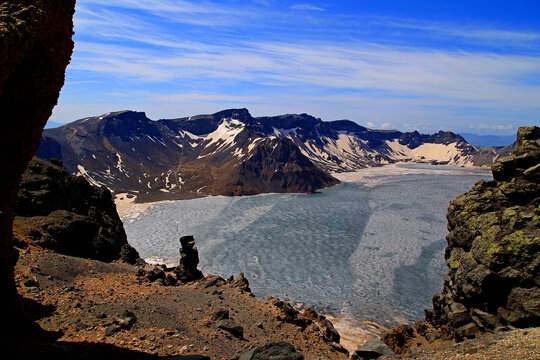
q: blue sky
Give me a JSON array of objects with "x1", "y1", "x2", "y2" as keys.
[{"x1": 50, "y1": 0, "x2": 540, "y2": 135}]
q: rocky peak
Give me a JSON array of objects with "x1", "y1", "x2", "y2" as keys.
[
  {"x1": 80, "y1": 111, "x2": 160, "y2": 139},
  {"x1": 214, "y1": 108, "x2": 252, "y2": 123},
  {"x1": 399, "y1": 130, "x2": 469, "y2": 150},
  {"x1": 492, "y1": 126, "x2": 540, "y2": 183},
  {"x1": 232, "y1": 137, "x2": 339, "y2": 195}
]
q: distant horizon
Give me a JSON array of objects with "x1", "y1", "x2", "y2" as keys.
[{"x1": 50, "y1": 1, "x2": 540, "y2": 136}]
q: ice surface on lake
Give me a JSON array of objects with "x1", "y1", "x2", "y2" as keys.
[{"x1": 123, "y1": 164, "x2": 490, "y2": 325}]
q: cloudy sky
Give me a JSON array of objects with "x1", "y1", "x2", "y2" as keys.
[{"x1": 50, "y1": 0, "x2": 540, "y2": 135}]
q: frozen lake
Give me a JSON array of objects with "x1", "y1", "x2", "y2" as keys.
[{"x1": 123, "y1": 164, "x2": 490, "y2": 326}]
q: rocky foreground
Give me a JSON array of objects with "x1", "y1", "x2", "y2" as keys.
[
  {"x1": 11, "y1": 247, "x2": 540, "y2": 360},
  {"x1": 11, "y1": 248, "x2": 348, "y2": 360}
]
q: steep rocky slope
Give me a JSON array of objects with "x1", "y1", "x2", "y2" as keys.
[
  {"x1": 428, "y1": 126, "x2": 539, "y2": 338},
  {"x1": 36, "y1": 109, "x2": 507, "y2": 200},
  {"x1": 0, "y1": 0, "x2": 75, "y2": 332},
  {"x1": 14, "y1": 157, "x2": 140, "y2": 264},
  {"x1": 382, "y1": 126, "x2": 539, "y2": 355}
]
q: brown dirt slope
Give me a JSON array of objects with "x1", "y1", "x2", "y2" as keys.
[{"x1": 12, "y1": 249, "x2": 349, "y2": 360}]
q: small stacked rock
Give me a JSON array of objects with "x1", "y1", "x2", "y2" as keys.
[
  {"x1": 139, "y1": 235, "x2": 204, "y2": 285},
  {"x1": 174, "y1": 235, "x2": 204, "y2": 282}
]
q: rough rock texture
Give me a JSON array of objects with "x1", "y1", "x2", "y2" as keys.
[
  {"x1": 351, "y1": 338, "x2": 395, "y2": 359},
  {"x1": 427, "y1": 126, "x2": 540, "y2": 339},
  {"x1": 0, "y1": 0, "x2": 75, "y2": 330},
  {"x1": 174, "y1": 235, "x2": 204, "y2": 282},
  {"x1": 222, "y1": 137, "x2": 340, "y2": 195},
  {"x1": 14, "y1": 157, "x2": 140, "y2": 263},
  {"x1": 238, "y1": 341, "x2": 304, "y2": 360},
  {"x1": 382, "y1": 324, "x2": 416, "y2": 355}
]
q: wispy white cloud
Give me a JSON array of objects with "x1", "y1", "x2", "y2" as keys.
[
  {"x1": 375, "y1": 17, "x2": 540, "y2": 46},
  {"x1": 52, "y1": 0, "x2": 540, "y2": 134},
  {"x1": 469, "y1": 123, "x2": 515, "y2": 131},
  {"x1": 291, "y1": 4, "x2": 325, "y2": 11},
  {"x1": 71, "y1": 36, "x2": 540, "y2": 109},
  {"x1": 77, "y1": 0, "x2": 255, "y2": 27}
]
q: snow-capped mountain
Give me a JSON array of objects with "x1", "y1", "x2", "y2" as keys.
[{"x1": 36, "y1": 108, "x2": 509, "y2": 200}]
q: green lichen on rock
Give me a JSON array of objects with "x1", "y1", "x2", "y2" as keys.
[
  {"x1": 429, "y1": 126, "x2": 539, "y2": 338},
  {"x1": 447, "y1": 248, "x2": 464, "y2": 270}
]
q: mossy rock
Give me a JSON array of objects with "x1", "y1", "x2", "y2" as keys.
[
  {"x1": 492, "y1": 156, "x2": 515, "y2": 182},
  {"x1": 523, "y1": 163, "x2": 540, "y2": 181},
  {"x1": 501, "y1": 231, "x2": 540, "y2": 269},
  {"x1": 471, "y1": 232, "x2": 506, "y2": 270},
  {"x1": 447, "y1": 248, "x2": 466, "y2": 270},
  {"x1": 514, "y1": 126, "x2": 540, "y2": 157}
]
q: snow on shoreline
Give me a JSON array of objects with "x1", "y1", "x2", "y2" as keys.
[
  {"x1": 114, "y1": 193, "x2": 155, "y2": 219},
  {"x1": 332, "y1": 162, "x2": 490, "y2": 184},
  {"x1": 115, "y1": 163, "x2": 491, "y2": 218}
]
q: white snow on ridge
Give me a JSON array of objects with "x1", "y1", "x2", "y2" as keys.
[
  {"x1": 200, "y1": 118, "x2": 245, "y2": 153},
  {"x1": 248, "y1": 138, "x2": 263, "y2": 152},
  {"x1": 273, "y1": 127, "x2": 298, "y2": 137},
  {"x1": 297, "y1": 134, "x2": 374, "y2": 172},
  {"x1": 76, "y1": 165, "x2": 104, "y2": 187},
  {"x1": 291, "y1": 134, "x2": 477, "y2": 172},
  {"x1": 384, "y1": 140, "x2": 474, "y2": 166},
  {"x1": 115, "y1": 153, "x2": 125, "y2": 173}
]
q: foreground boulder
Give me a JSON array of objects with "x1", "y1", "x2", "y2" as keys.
[
  {"x1": 15, "y1": 157, "x2": 140, "y2": 264},
  {"x1": 238, "y1": 341, "x2": 304, "y2": 360},
  {"x1": 351, "y1": 338, "x2": 395, "y2": 359},
  {"x1": 425, "y1": 126, "x2": 539, "y2": 339}
]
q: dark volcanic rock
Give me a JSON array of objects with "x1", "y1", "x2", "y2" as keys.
[
  {"x1": 211, "y1": 308, "x2": 230, "y2": 321},
  {"x1": 427, "y1": 126, "x2": 540, "y2": 338},
  {"x1": 270, "y1": 298, "x2": 308, "y2": 329},
  {"x1": 382, "y1": 324, "x2": 415, "y2": 355},
  {"x1": 138, "y1": 236, "x2": 206, "y2": 286},
  {"x1": 15, "y1": 157, "x2": 140, "y2": 264},
  {"x1": 352, "y1": 338, "x2": 395, "y2": 359},
  {"x1": 0, "y1": 0, "x2": 75, "y2": 331},
  {"x1": 238, "y1": 341, "x2": 304, "y2": 360},
  {"x1": 230, "y1": 272, "x2": 251, "y2": 292},
  {"x1": 174, "y1": 235, "x2": 204, "y2": 282},
  {"x1": 225, "y1": 137, "x2": 340, "y2": 195},
  {"x1": 215, "y1": 319, "x2": 244, "y2": 338}
]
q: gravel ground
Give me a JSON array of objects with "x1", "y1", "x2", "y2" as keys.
[
  {"x1": 11, "y1": 248, "x2": 539, "y2": 360},
  {"x1": 12, "y1": 249, "x2": 348, "y2": 360},
  {"x1": 381, "y1": 327, "x2": 540, "y2": 360}
]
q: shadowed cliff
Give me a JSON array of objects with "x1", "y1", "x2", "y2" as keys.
[{"x1": 0, "y1": 0, "x2": 75, "y2": 331}]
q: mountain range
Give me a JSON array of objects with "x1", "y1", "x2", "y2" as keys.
[{"x1": 36, "y1": 109, "x2": 511, "y2": 200}]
